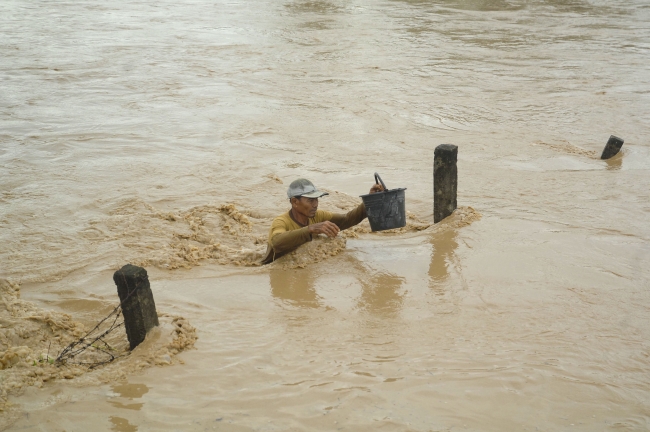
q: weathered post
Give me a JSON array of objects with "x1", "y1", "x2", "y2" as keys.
[
  {"x1": 113, "y1": 264, "x2": 159, "y2": 350},
  {"x1": 434, "y1": 144, "x2": 458, "y2": 223},
  {"x1": 600, "y1": 135, "x2": 624, "y2": 160}
]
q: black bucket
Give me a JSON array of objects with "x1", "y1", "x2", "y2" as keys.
[{"x1": 360, "y1": 173, "x2": 407, "y2": 232}]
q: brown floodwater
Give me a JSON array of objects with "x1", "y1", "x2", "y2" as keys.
[{"x1": 1, "y1": 0, "x2": 650, "y2": 430}]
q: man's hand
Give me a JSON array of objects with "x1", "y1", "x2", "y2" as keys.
[
  {"x1": 308, "y1": 221, "x2": 340, "y2": 238},
  {"x1": 369, "y1": 183, "x2": 385, "y2": 194}
]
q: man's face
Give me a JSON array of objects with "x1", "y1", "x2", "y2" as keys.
[{"x1": 292, "y1": 196, "x2": 319, "y2": 218}]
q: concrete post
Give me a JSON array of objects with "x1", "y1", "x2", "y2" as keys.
[
  {"x1": 113, "y1": 264, "x2": 159, "y2": 350},
  {"x1": 600, "y1": 135, "x2": 624, "y2": 160},
  {"x1": 434, "y1": 144, "x2": 458, "y2": 223}
]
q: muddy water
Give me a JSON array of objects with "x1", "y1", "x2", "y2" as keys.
[{"x1": 1, "y1": 0, "x2": 650, "y2": 430}]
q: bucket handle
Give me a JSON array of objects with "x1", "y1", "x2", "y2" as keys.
[{"x1": 374, "y1": 172, "x2": 388, "y2": 192}]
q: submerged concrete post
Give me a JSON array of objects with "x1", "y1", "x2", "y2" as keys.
[
  {"x1": 113, "y1": 264, "x2": 159, "y2": 350},
  {"x1": 600, "y1": 135, "x2": 624, "y2": 160},
  {"x1": 434, "y1": 144, "x2": 458, "y2": 223}
]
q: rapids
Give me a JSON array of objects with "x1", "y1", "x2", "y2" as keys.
[{"x1": 1, "y1": 0, "x2": 649, "y2": 430}]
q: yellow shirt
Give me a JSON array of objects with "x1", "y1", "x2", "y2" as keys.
[{"x1": 261, "y1": 203, "x2": 367, "y2": 264}]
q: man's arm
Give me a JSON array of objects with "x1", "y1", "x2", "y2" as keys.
[
  {"x1": 329, "y1": 203, "x2": 367, "y2": 231},
  {"x1": 319, "y1": 184, "x2": 382, "y2": 232},
  {"x1": 269, "y1": 223, "x2": 312, "y2": 256}
]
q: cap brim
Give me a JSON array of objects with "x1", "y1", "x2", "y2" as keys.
[{"x1": 300, "y1": 191, "x2": 329, "y2": 198}]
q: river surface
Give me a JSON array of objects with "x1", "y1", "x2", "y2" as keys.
[{"x1": 1, "y1": 0, "x2": 650, "y2": 430}]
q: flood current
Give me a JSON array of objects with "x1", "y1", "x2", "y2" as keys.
[{"x1": 1, "y1": 0, "x2": 650, "y2": 430}]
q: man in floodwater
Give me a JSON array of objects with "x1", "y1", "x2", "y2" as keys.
[{"x1": 261, "y1": 178, "x2": 384, "y2": 264}]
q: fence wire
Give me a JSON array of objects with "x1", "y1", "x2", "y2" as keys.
[{"x1": 55, "y1": 269, "x2": 141, "y2": 368}]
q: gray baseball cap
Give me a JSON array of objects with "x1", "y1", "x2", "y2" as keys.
[{"x1": 287, "y1": 178, "x2": 329, "y2": 199}]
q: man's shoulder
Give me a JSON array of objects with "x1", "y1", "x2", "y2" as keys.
[
  {"x1": 313, "y1": 209, "x2": 334, "y2": 222},
  {"x1": 272, "y1": 211, "x2": 293, "y2": 226}
]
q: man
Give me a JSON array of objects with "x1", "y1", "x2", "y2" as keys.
[{"x1": 261, "y1": 178, "x2": 384, "y2": 264}]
